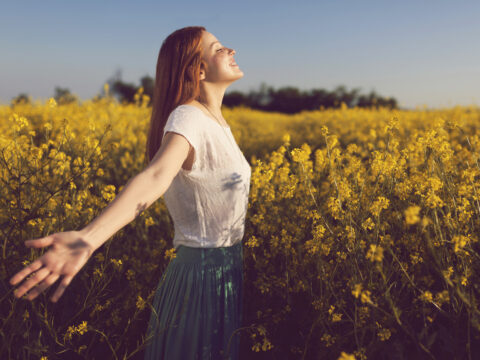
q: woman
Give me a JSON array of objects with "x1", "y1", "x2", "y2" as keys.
[{"x1": 9, "y1": 26, "x2": 251, "y2": 359}]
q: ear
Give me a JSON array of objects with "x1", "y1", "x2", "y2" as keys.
[{"x1": 199, "y1": 60, "x2": 207, "y2": 81}]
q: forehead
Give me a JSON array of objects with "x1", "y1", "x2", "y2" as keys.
[{"x1": 202, "y1": 31, "x2": 219, "y2": 47}]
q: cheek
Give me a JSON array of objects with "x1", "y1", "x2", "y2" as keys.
[
  {"x1": 213, "y1": 56, "x2": 225, "y2": 67},
  {"x1": 211, "y1": 58, "x2": 228, "y2": 74},
  {"x1": 207, "y1": 55, "x2": 230, "y2": 77}
]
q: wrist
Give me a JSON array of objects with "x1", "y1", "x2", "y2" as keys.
[{"x1": 78, "y1": 226, "x2": 102, "y2": 253}]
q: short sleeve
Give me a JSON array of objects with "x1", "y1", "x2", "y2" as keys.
[{"x1": 162, "y1": 106, "x2": 203, "y2": 171}]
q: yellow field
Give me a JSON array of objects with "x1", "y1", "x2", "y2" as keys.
[{"x1": 1, "y1": 89, "x2": 479, "y2": 359}]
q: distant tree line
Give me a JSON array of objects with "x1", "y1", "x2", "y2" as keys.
[
  {"x1": 222, "y1": 83, "x2": 398, "y2": 112},
  {"x1": 11, "y1": 70, "x2": 398, "y2": 112}
]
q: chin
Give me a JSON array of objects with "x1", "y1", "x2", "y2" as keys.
[{"x1": 233, "y1": 71, "x2": 244, "y2": 80}]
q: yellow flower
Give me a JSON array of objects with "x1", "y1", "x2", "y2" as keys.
[
  {"x1": 164, "y1": 248, "x2": 177, "y2": 261},
  {"x1": 64, "y1": 320, "x2": 88, "y2": 342},
  {"x1": 442, "y1": 266, "x2": 453, "y2": 280},
  {"x1": 290, "y1": 144, "x2": 311, "y2": 163},
  {"x1": 338, "y1": 351, "x2": 356, "y2": 360},
  {"x1": 136, "y1": 295, "x2": 146, "y2": 310},
  {"x1": 11, "y1": 113, "x2": 30, "y2": 132},
  {"x1": 384, "y1": 114, "x2": 399, "y2": 134},
  {"x1": 331, "y1": 312, "x2": 343, "y2": 322},
  {"x1": 93, "y1": 267, "x2": 103, "y2": 278},
  {"x1": 246, "y1": 235, "x2": 260, "y2": 248},
  {"x1": 327, "y1": 196, "x2": 344, "y2": 220},
  {"x1": 353, "y1": 347, "x2": 367, "y2": 360},
  {"x1": 377, "y1": 327, "x2": 391, "y2": 341},
  {"x1": 366, "y1": 244, "x2": 384, "y2": 263},
  {"x1": 126, "y1": 269, "x2": 135, "y2": 281},
  {"x1": 89, "y1": 119, "x2": 96, "y2": 132},
  {"x1": 404, "y1": 205, "x2": 421, "y2": 225},
  {"x1": 328, "y1": 305, "x2": 335, "y2": 315},
  {"x1": 362, "y1": 217, "x2": 375, "y2": 231},
  {"x1": 321, "y1": 125, "x2": 329, "y2": 137},
  {"x1": 369, "y1": 196, "x2": 390, "y2": 218},
  {"x1": 101, "y1": 184, "x2": 116, "y2": 202},
  {"x1": 145, "y1": 216, "x2": 155, "y2": 227},
  {"x1": 47, "y1": 98, "x2": 57, "y2": 108},
  {"x1": 425, "y1": 192, "x2": 444, "y2": 209},
  {"x1": 110, "y1": 258, "x2": 123, "y2": 269},
  {"x1": 358, "y1": 239, "x2": 366, "y2": 250},
  {"x1": 419, "y1": 291, "x2": 433, "y2": 303},
  {"x1": 360, "y1": 290, "x2": 372, "y2": 304},
  {"x1": 352, "y1": 283, "x2": 362, "y2": 298},
  {"x1": 453, "y1": 235, "x2": 469, "y2": 253},
  {"x1": 435, "y1": 290, "x2": 450, "y2": 306},
  {"x1": 321, "y1": 333, "x2": 335, "y2": 347},
  {"x1": 409, "y1": 252, "x2": 423, "y2": 265},
  {"x1": 77, "y1": 321, "x2": 88, "y2": 335}
]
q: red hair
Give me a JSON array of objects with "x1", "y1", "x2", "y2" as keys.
[{"x1": 144, "y1": 26, "x2": 206, "y2": 166}]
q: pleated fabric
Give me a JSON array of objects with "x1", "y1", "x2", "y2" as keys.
[{"x1": 144, "y1": 241, "x2": 244, "y2": 360}]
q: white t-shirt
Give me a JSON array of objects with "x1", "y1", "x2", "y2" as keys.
[{"x1": 161, "y1": 104, "x2": 252, "y2": 249}]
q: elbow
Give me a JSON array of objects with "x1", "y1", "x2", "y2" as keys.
[{"x1": 143, "y1": 165, "x2": 176, "y2": 198}]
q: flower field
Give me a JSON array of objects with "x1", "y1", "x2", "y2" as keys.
[{"x1": 1, "y1": 89, "x2": 480, "y2": 359}]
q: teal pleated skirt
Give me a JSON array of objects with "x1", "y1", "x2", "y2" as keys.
[{"x1": 144, "y1": 240, "x2": 244, "y2": 360}]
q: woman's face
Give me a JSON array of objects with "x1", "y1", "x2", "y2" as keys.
[{"x1": 199, "y1": 31, "x2": 243, "y2": 84}]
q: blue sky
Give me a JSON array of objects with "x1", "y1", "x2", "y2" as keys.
[{"x1": 1, "y1": 0, "x2": 479, "y2": 109}]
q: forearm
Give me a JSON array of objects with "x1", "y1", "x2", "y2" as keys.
[{"x1": 80, "y1": 169, "x2": 170, "y2": 251}]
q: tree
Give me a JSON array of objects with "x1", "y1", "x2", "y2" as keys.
[
  {"x1": 223, "y1": 90, "x2": 247, "y2": 108},
  {"x1": 11, "y1": 93, "x2": 31, "y2": 105},
  {"x1": 53, "y1": 87, "x2": 78, "y2": 105},
  {"x1": 139, "y1": 75, "x2": 154, "y2": 106}
]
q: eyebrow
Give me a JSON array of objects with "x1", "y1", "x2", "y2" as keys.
[{"x1": 209, "y1": 41, "x2": 220, "y2": 49}]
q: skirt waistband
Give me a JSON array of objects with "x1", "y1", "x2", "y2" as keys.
[{"x1": 173, "y1": 240, "x2": 243, "y2": 266}]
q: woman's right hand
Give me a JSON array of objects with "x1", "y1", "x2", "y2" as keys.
[{"x1": 9, "y1": 230, "x2": 96, "y2": 303}]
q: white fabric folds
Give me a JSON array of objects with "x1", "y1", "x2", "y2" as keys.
[{"x1": 161, "y1": 104, "x2": 251, "y2": 249}]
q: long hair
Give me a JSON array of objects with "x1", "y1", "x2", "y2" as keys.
[{"x1": 144, "y1": 26, "x2": 206, "y2": 167}]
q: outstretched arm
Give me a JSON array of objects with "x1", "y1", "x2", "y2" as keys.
[
  {"x1": 80, "y1": 130, "x2": 192, "y2": 250},
  {"x1": 9, "y1": 131, "x2": 193, "y2": 302}
]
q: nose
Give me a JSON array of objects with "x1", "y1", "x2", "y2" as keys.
[{"x1": 228, "y1": 47, "x2": 236, "y2": 55}]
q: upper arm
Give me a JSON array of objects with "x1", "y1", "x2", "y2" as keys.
[
  {"x1": 144, "y1": 131, "x2": 193, "y2": 184},
  {"x1": 143, "y1": 106, "x2": 201, "y2": 184}
]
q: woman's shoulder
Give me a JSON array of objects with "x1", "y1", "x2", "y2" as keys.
[
  {"x1": 181, "y1": 101, "x2": 203, "y2": 111},
  {"x1": 172, "y1": 103, "x2": 202, "y2": 114},
  {"x1": 168, "y1": 104, "x2": 204, "y2": 124}
]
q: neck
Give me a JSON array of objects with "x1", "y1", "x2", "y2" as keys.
[{"x1": 195, "y1": 82, "x2": 228, "y2": 114}]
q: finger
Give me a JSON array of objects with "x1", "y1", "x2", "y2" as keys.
[
  {"x1": 26, "y1": 273, "x2": 60, "y2": 301},
  {"x1": 25, "y1": 235, "x2": 54, "y2": 248},
  {"x1": 9, "y1": 260, "x2": 44, "y2": 286},
  {"x1": 51, "y1": 275, "x2": 74, "y2": 303},
  {"x1": 14, "y1": 267, "x2": 50, "y2": 299}
]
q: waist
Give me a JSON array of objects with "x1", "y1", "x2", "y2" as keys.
[{"x1": 172, "y1": 240, "x2": 243, "y2": 266}]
